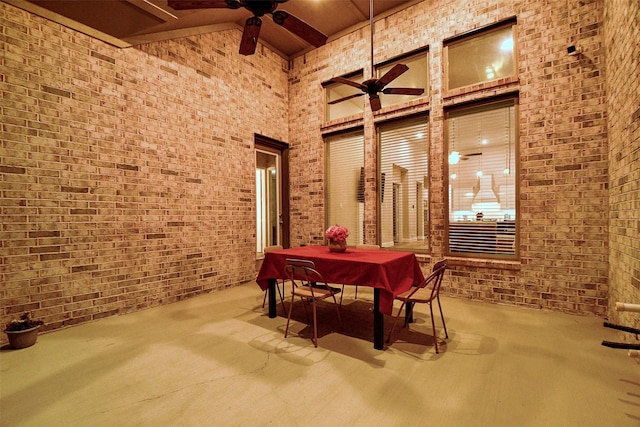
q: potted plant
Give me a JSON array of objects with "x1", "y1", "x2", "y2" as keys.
[
  {"x1": 4, "y1": 313, "x2": 44, "y2": 349},
  {"x1": 325, "y1": 224, "x2": 349, "y2": 253}
]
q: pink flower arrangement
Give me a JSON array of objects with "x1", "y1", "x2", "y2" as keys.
[{"x1": 325, "y1": 225, "x2": 349, "y2": 243}]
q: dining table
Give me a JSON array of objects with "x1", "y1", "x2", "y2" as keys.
[{"x1": 256, "y1": 245, "x2": 425, "y2": 350}]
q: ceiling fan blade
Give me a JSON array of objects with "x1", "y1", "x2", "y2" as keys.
[
  {"x1": 382, "y1": 87, "x2": 425, "y2": 96},
  {"x1": 271, "y1": 10, "x2": 328, "y2": 48},
  {"x1": 369, "y1": 94, "x2": 381, "y2": 112},
  {"x1": 331, "y1": 76, "x2": 366, "y2": 91},
  {"x1": 239, "y1": 16, "x2": 262, "y2": 55},
  {"x1": 376, "y1": 64, "x2": 409, "y2": 89},
  {"x1": 167, "y1": 0, "x2": 238, "y2": 10},
  {"x1": 328, "y1": 93, "x2": 364, "y2": 105}
]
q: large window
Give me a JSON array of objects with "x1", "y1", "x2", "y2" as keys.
[
  {"x1": 324, "y1": 71, "x2": 364, "y2": 122},
  {"x1": 325, "y1": 131, "x2": 364, "y2": 245},
  {"x1": 376, "y1": 50, "x2": 429, "y2": 110},
  {"x1": 444, "y1": 20, "x2": 517, "y2": 91},
  {"x1": 379, "y1": 116, "x2": 429, "y2": 251},
  {"x1": 446, "y1": 99, "x2": 518, "y2": 257}
]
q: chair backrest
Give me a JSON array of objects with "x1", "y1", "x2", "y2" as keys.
[
  {"x1": 356, "y1": 244, "x2": 380, "y2": 250},
  {"x1": 284, "y1": 258, "x2": 326, "y2": 291},
  {"x1": 416, "y1": 259, "x2": 447, "y2": 300},
  {"x1": 264, "y1": 245, "x2": 283, "y2": 253}
]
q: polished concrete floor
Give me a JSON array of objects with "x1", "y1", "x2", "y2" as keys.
[{"x1": 1, "y1": 281, "x2": 639, "y2": 426}]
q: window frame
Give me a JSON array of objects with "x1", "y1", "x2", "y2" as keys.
[
  {"x1": 324, "y1": 129, "x2": 366, "y2": 246},
  {"x1": 323, "y1": 70, "x2": 365, "y2": 122},
  {"x1": 444, "y1": 96, "x2": 520, "y2": 259},
  {"x1": 376, "y1": 114, "x2": 430, "y2": 253},
  {"x1": 375, "y1": 47, "x2": 429, "y2": 110},
  {"x1": 443, "y1": 18, "x2": 518, "y2": 95}
]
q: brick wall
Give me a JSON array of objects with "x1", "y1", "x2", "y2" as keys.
[
  {"x1": 2, "y1": 0, "x2": 632, "y2": 344},
  {"x1": 1, "y1": 2, "x2": 288, "y2": 342},
  {"x1": 288, "y1": 0, "x2": 610, "y2": 314},
  {"x1": 604, "y1": 0, "x2": 640, "y2": 334}
]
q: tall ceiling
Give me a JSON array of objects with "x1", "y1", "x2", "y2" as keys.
[{"x1": 7, "y1": 0, "x2": 422, "y2": 58}]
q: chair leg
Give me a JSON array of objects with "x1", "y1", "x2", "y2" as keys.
[
  {"x1": 404, "y1": 301, "x2": 416, "y2": 328},
  {"x1": 262, "y1": 281, "x2": 285, "y2": 310},
  {"x1": 437, "y1": 296, "x2": 448, "y2": 338},
  {"x1": 277, "y1": 283, "x2": 286, "y2": 313},
  {"x1": 430, "y1": 303, "x2": 439, "y2": 354},
  {"x1": 354, "y1": 286, "x2": 358, "y2": 299},
  {"x1": 386, "y1": 301, "x2": 407, "y2": 343},
  {"x1": 311, "y1": 300, "x2": 318, "y2": 347},
  {"x1": 284, "y1": 295, "x2": 297, "y2": 339},
  {"x1": 332, "y1": 294, "x2": 344, "y2": 330}
]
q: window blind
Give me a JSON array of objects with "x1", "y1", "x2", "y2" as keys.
[
  {"x1": 447, "y1": 100, "x2": 517, "y2": 256},
  {"x1": 326, "y1": 131, "x2": 364, "y2": 245},
  {"x1": 379, "y1": 116, "x2": 429, "y2": 250}
]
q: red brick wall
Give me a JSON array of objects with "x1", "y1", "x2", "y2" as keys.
[
  {"x1": 604, "y1": 0, "x2": 640, "y2": 333},
  {"x1": 1, "y1": 3, "x2": 288, "y2": 340},
  {"x1": 288, "y1": 0, "x2": 610, "y2": 314}
]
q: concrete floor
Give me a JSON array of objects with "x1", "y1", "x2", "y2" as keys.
[{"x1": 1, "y1": 282, "x2": 639, "y2": 426}]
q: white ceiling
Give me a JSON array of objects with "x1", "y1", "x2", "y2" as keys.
[{"x1": 8, "y1": 0, "x2": 423, "y2": 58}]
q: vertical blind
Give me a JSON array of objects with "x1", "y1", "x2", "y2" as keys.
[
  {"x1": 325, "y1": 131, "x2": 364, "y2": 245},
  {"x1": 379, "y1": 116, "x2": 429, "y2": 250}
]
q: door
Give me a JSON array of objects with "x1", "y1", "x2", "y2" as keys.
[{"x1": 255, "y1": 135, "x2": 289, "y2": 254}]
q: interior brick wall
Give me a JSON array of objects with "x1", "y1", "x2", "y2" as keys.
[
  {"x1": 1, "y1": 2, "x2": 288, "y2": 341},
  {"x1": 604, "y1": 0, "x2": 640, "y2": 334},
  {"x1": 287, "y1": 0, "x2": 611, "y2": 314}
]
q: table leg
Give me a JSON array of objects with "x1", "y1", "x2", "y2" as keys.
[
  {"x1": 268, "y1": 278, "x2": 277, "y2": 318},
  {"x1": 373, "y1": 289, "x2": 384, "y2": 350}
]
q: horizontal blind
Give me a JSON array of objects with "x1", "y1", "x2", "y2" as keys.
[
  {"x1": 326, "y1": 131, "x2": 364, "y2": 245},
  {"x1": 447, "y1": 100, "x2": 516, "y2": 256},
  {"x1": 379, "y1": 116, "x2": 429, "y2": 250}
]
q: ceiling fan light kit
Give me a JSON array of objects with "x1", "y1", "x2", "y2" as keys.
[{"x1": 168, "y1": 0, "x2": 328, "y2": 55}]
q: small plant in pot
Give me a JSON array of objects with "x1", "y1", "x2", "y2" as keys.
[{"x1": 4, "y1": 313, "x2": 44, "y2": 349}]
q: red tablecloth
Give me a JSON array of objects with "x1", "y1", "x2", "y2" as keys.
[{"x1": 256, "y1": 245, "x2": 425, "y2": 315}]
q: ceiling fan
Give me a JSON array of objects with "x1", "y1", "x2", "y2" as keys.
[
  {"x1": 327, "y1": 0, "x2": 424, "y2": 112},
  {"x1": 448, "y1": 151, "x2": 481, "y2": 164},
  {"x1": 461, "y1": 152, "x2": 482, "y2": 160},
  {"x1": 167, "y1": 1, "x2": 328, "y2": 56}
]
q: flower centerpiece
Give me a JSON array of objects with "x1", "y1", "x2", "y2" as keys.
[
  {"x1": 4, "y1": 313, "x2": 44, "y2": 349},
  {"x1": 325, "y1": 224, "x2": 349, "y2": 253}
]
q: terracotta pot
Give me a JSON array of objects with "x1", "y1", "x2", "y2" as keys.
[
  {"x1": 328, "y1": 239, "x2": 347, "y2": 253},
  {"x1": 5, "y1": 326, "x2": 40, "y2": 349}
]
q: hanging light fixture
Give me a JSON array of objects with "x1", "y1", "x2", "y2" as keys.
[
  {"x1": 448, "y1": 151, "x2": 460, "y2": 164},
  {"x1": 448, "y1": 119, "x2": 459, "y2": 164}
]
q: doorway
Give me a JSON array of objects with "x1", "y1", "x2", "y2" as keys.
[{"x1": 255, "y1": 135, "x2": 289, "y2": 255}]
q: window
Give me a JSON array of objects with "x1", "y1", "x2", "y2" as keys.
[
  {"x1": 324, "y1": 71, "x2": 364, "y2": 122},
  {"x1": 446, "y1": 98, "x2": 518, "y2": 257},
  {"x1": 379, "y1": 116, "x2": 429, "y2": 251},
  {"x1": 376, "y1": 50, "x2": 429, "y2": 109},
  {"x1": 444, "y1": 21, "x2": 516, "y2": 91},
  {"x1": 325, "y1": 131, "x2": 364, "y2": 245}
]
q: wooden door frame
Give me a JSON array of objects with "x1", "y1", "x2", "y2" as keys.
[{"x1": 255, "y1": 134, "x2": 290, "y2": 249}]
